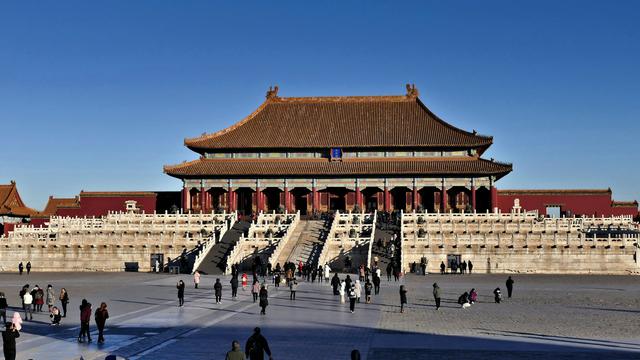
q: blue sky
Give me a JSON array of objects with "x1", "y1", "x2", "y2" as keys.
[{"x1": 1, "y1": 1, "x2": 638, "y2": 209}]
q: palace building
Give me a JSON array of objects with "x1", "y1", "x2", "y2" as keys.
[{"x1": 163, "y1": 85, "x2": 513, "y2": 216}]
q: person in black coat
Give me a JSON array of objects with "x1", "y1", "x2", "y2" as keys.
[
  {"x1": 468, "y1": 260, "x2": 473, "y2": 274},
  {"x1": 331, "y1": 273, "x2": 340, "y2": 295},
  {"x1": 506, "y1": 276, "x2": 514, "y2": 298},
  {"x1": 2, "y1": 322, "x2": 20, "y2": 360},
  {"x1": 258, "y1": 286, "x2": 268, "y2": 315},
  {"x1": 245, "y1": 327, "x2": 272, "y2": 360},
  {"x1": 399, "y1": 285, "x2": 408, "y2": 313},
  {"x1": 372, "y1": 274, "x2": 381, "y2": 295},
  {"x1": 344, "y1": 275, "x2": 352, "y2": 292},
  {"x1": 386, "y1": 263, "x2": 393, "y2": 281},
  {"x1": 230, "y1": 276, "x2": 239, "y2": 298},
  {"x1": 214, "y1": 278, "x2": 223, "y2": 304},
  {"x1": 176, "y1": 280, "x2": 185, "y2": 307}
]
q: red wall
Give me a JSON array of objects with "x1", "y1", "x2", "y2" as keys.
[
  {"x1": 56, "y1": 195, "x2": 157, "y2": 217},
  {"x1": 498, "y1": 191, "x2": 638, "y2": 217}
]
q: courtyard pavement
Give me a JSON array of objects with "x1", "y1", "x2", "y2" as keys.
[{"x1": 1, "y1": 271, "x2": 639, "y2": 359}]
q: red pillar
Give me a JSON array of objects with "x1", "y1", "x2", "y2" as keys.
[
  {"x1": 412, "y1": 186, "x2": 418, "y2": 210},
  {"x1": 200, "y1": 187, "x2": 206, "y2": 212},
  {"x1": 181, "y1": 188, "x2": 188, "y2": 212},
  {"x1": 383, "y1": 187, "x2": 390, "y2": 211},
  {"x1": 441, "y1": 186, "x2": 448, "y2": 212},
  {"x1": 471, "y1": 186, "x2": 477, "y2": 212},
  {"x1": 355, "y1": 186, "x2": 362, "y2": 210},
  {"x1": 256, "y1": 187, "x2": 262, "y2": 213},
  {"x1": 284, "y1": 186, "x2": 290, "y2": 213},
  {"x1": 312, "y1": 187, "x2": 318, "y2": 212},
  {"x1": 490, "y1": 186, "x2": 498, "y2": 212},
  {"x1": 227, "y1": 188, "x2": 234, "y2": 212}
]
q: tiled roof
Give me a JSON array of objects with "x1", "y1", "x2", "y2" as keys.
[
  {"x1": 611, "y1": 201, "x2": 638, "y2": 207},
  {"x1": 498, "y1": 189, "x2": 612, "y2": 196},
  {"x1": 0, "y1": 181, "x2": 39, "y2": 217},
  {"x1": 164, "y1": 157, "x2": 512, "y2": 179},
  {"x1": 41, "y1": 196, "x2": 80, "y2": 216},
  {"x1": 184, "y1": 91, "x2": 493, "y2": 151},
  {"x1": 79, "y1": 191, "x2": 156, "y2": 197}
]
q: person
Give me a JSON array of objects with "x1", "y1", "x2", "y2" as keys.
[
  {"x1": 324, "y1": 263, "x2": 331, "y2": 282},
  {"x1": 230, "y1": 276, "x2": 239, "y2": 298},
  {"x1": 258, "y1": 285, "x2": 268, "y2": 315},
  {"x1": 494, "y1": 287, "x2": 502, "y2": 303},
  {"x1": 245, "y1": 327, "x2": 273, "y2": 360},
  {"x1": 506, "y1": 276, "x2": 514, "y2": 298},
  {"x1": 0, "y1": 293, "x2": 7, "y2": 324},
  {"x1": 386, "y1": 262, "x2": 392, "y2": 281},
  {"x1": 78, "y1": 299, "x2": 92, "y2": 343},
  {"x1": 59, "y1": 288, "x2": 69, "y2": 317},
  {"x1": 468, "y1": 260, "x2": 473, "y2": 274},
  {"x1": 348, "y1": 284, "x2": 357, "y2": 313},
  {"x1": 177, "y1": 280, "x2": 185, "y2": 307},
  {"x1": 193, "y1": 270, "x2": 201, "y2": 289},
  {"x1": 18, "y1": 263, "x2": 23, "y2": 276},
  {"x1": 289, "y1": 279, "x2": 298, "y2": 300},
  {"x1": 35, "y1": 285, "x2": 45, "y2": 312},
  {"x1": 50, "y1": 306, "x2": 62, "y2": 326},
  {"x1": 432, "y1": 283, "x2": 441, "y2": 310},
  {"x1": 19, "y1": 285, "x2": 28, "y2": 310},
  {"x1": 274, "y1": 273, "x2": 281, "y2": 288},
  {"x1": 458, "y1": 292, "x2": 470, "y2": 309},
  {"x1": 331, "y1": 273, "x2": 340, "y2": 295},
  {"x1": 2, "y1": 322, "x2": 20, "y2": 360},
  {"x1": 364, "y1": 280, "x2": 373, "y2": 304},
  {"x1": 251, "y1": 280, "x2": 260, "y2": 303},
  {"x1": 242, "y1": 273, "x2": 248, "y2": 290},
  {"x1": 344, "y1": 275, "x2": 352, "y2": 291},
  {"x1": 214, "y1": 278, "x2": 223, "y2": 304},
  {"x1": 399, "y1": 285, "x2": 408, "y2": 313},
  {"x1": 359, "y1": 264, "x2": 365, "y2": 282},
  {"x1": 440, "y1": 261, "x2": 446, "y2": 275},
  {"x1": 225, "y1": 340, "x2": 246, "y2": 360},
  {"x1": 339, "y1": 280, "x2": 346, "y2": 304},
  {"x1": 354, "y1": 279, "x2": 362, "y2": 303},
  {"x1": 420, "y1": 261, "x2": 427, "y2": 276},
  {"x1": 26, "y1": 262, "x2": 31, "y2": 275},
  {"x1": 22, "y1": 289, "x2": 33, "y2": 321},
  {"x1": 469, "y1": 288, "x2": 478, "y2": 304},
  {"x1": 10, "y1": 313, "x2": 21, "y2": 331},
  {"x1": 46, "y1": 284, "x2": 55, "y2": 312},
  {"x1": 95, "y1": 302, "x2": 109, "y2": 344},
  {"x1": 372, "y1": 273, "x2": 381, "y2": 295},
  {"x1": 351, "y1": 349, "x2": 361, "y2": 360}
]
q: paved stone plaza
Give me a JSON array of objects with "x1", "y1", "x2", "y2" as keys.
[{"x1": 1, "y1": 272, "x2": 639, "y2": 359}]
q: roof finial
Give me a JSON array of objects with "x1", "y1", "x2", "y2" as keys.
[
  {"x1": 405, "y1": 83, "x2": 419, "y2": 98},
  {"x1": 266, "y1": 85, "x2": 279, "y2": 100}
]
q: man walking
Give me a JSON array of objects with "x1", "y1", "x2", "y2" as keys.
[
  {"x1": 506, "y1": 276, "x2": 514, "y2": 298},
  {"x1": 245, "y1": 327, "x2": 273, "y2": 360}
]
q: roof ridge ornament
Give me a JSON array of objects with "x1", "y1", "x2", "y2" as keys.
[
  {"x1": 405, "y1": 83, "x2": 419, "y2": 98},
  {"x1": 266, "y1": 85, "x2": 279, "y2": 100}
]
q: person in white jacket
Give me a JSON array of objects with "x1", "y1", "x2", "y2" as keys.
[
  {"x1": 354, "y1": 280, "x2": 362, "y2": 303},
  {"x1": 339, "y1": 280, "x2": 346, "y2": 304},
  {"x1": 324, "y1": 264, "x2": 331, "y2": 283},
  {"x1": 22, "y1": 292, "x2": 33, "y2": 321}
]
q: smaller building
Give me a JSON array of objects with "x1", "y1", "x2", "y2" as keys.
[
  {"x1": 498, "y1": 189, "x2": 639, "y2": 218},
  {"x1": 0, "y1": 181, "x2": 39, "y2": 235}
]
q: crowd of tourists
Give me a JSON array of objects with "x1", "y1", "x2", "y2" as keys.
[{"x1": 1, "y1": 280, "x2": 111, "y2": 360}]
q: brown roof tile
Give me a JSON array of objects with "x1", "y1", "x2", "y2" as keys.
[
  {"x1": 41, "y1": 196, "x2": 80, "y2": 216},
  {"x1": 184, "y1": 91, "x2": 493, "y2": 151},
  {"x1": 0, "y1": 181, "x2": 39, "y2": 217},
  {"x1": 164, "y1": 157, "x2": 512, "y2": 179}
]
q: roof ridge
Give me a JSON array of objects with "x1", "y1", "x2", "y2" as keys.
[{"x1": 274, "y1": 95, "x2": 412, "y2": 103}]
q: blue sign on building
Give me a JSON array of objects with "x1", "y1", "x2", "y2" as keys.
[{"x1": 331, "y1": 148, "x2": 342, "y2": 160}]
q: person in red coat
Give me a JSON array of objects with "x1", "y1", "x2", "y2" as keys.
[{"x1": 78, "y1": 299, "x2": 92, "y2": 343}]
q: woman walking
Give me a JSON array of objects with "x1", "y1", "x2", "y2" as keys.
[
  {"x1": 348, "y1": 285, "x2": 357, "y2": 313},
  {"x1": 94, "y1": 302, "x2": 109, "y2": 344},
  {"x1": 354, "y1": 280, "x2": 362, "y2": 303},
  {"x1": 176, "y1": 280, "x2": 185, "y2": 307},
  {"x1": 214, "y1": 278, "x2": 223, "y2": 304},
  {"x1": 46, "y1": 285, "x2": 55, "y2": 312},
  {"x1": 251, "y1": 280, "x2": 260, "y2": 303},
  {"x1": 193, "y1": 270, "x2": 201, "y2": 289},
  {"x1": 339, "y1": 280, "x2": 346, "y2": 304},
  {"x1": 364, "y1": 280, "x2": 373, "y2": 304},
  {"x1": 59, "y1": 288, "x2": 69, "y2": 317},
  {"x1": 258, "y1": 285, "x2": 269, "y2": 315},
  {"x1": 399, "y1": 285, "x2": 408, "y2": 313},
  {"x1": 77, "y1": 299, "x2": 92, "y2": 343}
]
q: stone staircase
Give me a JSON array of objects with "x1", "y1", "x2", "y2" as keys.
[
  {"x1": 195, "y1": 220, "x2": 251, "y2": 275},
  {"x1": 274, "y1": 220, "x2": 329, "y2": 267},
  {"x1": 371, "y1": 225, "x2": 399, "y2": 272}
]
